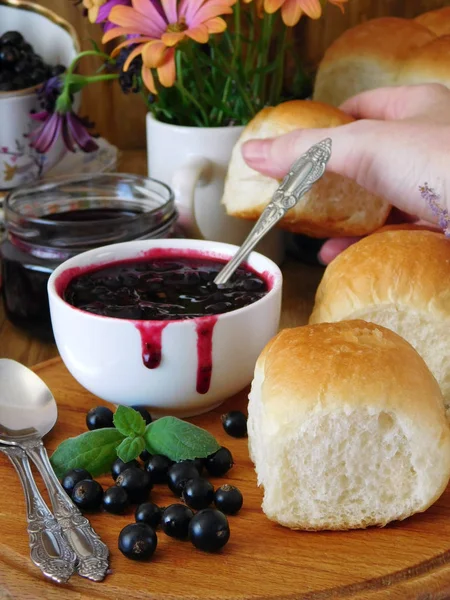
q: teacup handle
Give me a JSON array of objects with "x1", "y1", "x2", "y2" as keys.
[{"x1": 171, "y1": 157, "x2": 213, "y2": 239}]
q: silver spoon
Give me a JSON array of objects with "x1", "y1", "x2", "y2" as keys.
[
  {"x1": 0, "y1": 443, "x2": 77, "y2": 583},
  {"x1": 214, "y1": 138, "x2": 332, "y2": 286},
  {"x1": 0, "y1": 359, "x2": 109, "y2": 582}
]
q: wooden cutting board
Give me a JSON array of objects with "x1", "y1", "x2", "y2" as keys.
[{"x1": 1, "y1": 358, "x2": 450, "y2": 599}]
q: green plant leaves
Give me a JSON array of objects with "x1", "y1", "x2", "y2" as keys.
[
  {"x1": 113, "y1": 405, "x2": 146, "y2": 438},
  {"x1": 50, "y1": 428, "x2": 125, "y2": 478},
  {"x1": 116, "y1": 436, "x2": 146, "y2": 463},
  {"x1": 144, "y1": 417, "x2": 220, "y2": 462},
  {"x1": 50, "y1": 408, "x2": 221, "y2": 478}
]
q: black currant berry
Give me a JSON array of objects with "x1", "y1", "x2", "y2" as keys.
[
  {"x1": 72, "y1": 479, "x2": 103, "y2": 510},
  {"x1": 61, "y1": 468, "x2": 92, "y2": 496},
  {"x1": 102, "y1": 486, "x2": 129, "y2": 514},
  {"x1": 214, "y1": 484, "x2": 243, "y2": 515},
  {"x1": 161, "y1": 504, "x2": 193, "y2": 539},
  {"x1": 188, "y1": 509, "x2": 230, "y2": 552},
  {"x1": 116, "y1": 468, "x2": 152, "y2": 503},
  {"x1": 182, "y1": 478, "x2": 214, "y2": 510},
  {"x1": 0, "y1": 31, "x2": 24, "y2": 46},
  {"x1": 0, "y1": 45, "x2": 20, "y2": 67},
  {"x1": 167, "y1": 462, "x2": 200, "y2": 496},
  {"x1": 221, "y1": 411, "x2": 247, "y2": 438},
  {"x1": 145, "y1": 454, "x2": 173, "y2": 483},
  {"x1": 140, "y1": 449, "x2": 151, "y2": 462},
  {"x1": 205, "y1": 447, "x2": 234, "y2": 477},
  {"x1": 131, "y1": 405, "x2": 152, "y2": 424},
  {"x1": 118, "y1": 523, "x2": 157, "y2": 561},
  {"x1": 50, "y1": 64, "x2": 66, "y2": 77},
  {"x1": 176, "y1": 458, "x2": 204, "y2": 476},
  {"x1": 135, "y1": 502, "x2": 162, "y2": 528},
  {"x1": 86, "y1": 406, "x2": 114, "y2": 430},
  {"x1": 111, "y1": 458, "x2": 140, "y2": 481}
]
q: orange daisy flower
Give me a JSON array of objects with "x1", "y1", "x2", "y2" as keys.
[{"x1": 263, "y1": 0, "x2": 347, "y2": 27}]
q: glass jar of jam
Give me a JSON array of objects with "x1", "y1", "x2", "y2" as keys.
[{"x1": 1, "y1": 173, "x2": 177, "y2": 341}]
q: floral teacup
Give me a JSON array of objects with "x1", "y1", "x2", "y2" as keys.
[{"x1": 0, "y1": 1, "x2": 79, "y2": 190}]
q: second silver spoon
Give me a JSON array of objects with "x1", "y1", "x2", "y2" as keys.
[
  {"x1": 214, "y1": 138, "x2": 332, "y2": 286},
  {"x1": 0, "y1": 444, "x2": 76, "y2": 583}
]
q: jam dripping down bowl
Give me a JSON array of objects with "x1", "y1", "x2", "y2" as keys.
[{"x1": 47, "y1": 239, "x2": 282, "y2": 417}]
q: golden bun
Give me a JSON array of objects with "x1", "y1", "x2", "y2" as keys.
[
  {"x1": 313, "y1": 17, "x2": 435, "y2": 106},
  {"x1": 221, "y1": 100, "x2": 390, "y2": 238},
  {"x1": 309, "y1": 229, "x2": 450, "y2": 408},
  {"x1": 415, "y1": 7, "x2": 450, "y2": 37},
  {"x1": 248, "y1": 320, "x2": 450, "y2": 530},
  {"x1": 397, "y1": 35, "x2": 450, "y2": 89}
]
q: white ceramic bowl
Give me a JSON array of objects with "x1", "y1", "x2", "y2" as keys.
[
  {"x1": 48, "y1": 239, "x2": 283, "y2": 417},
  {"x1": 0, "y1": 0, "x2": 80, "y2": 190}
]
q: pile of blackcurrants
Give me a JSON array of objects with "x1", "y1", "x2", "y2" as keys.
[
  {"x1": 61, "y1": 405, "x2": 247, "y2": 561},
  {"x1": 0, "y1": 30, "x2": 65, "y2": 92}
]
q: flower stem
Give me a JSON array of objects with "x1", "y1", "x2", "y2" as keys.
[
  {"x1": 66, "y1": 50, "x2": 112, "y2": 79},
  {"x1": 254, "y1": 13, "x2": 274, "y2": 106},
  {"x1": 244, "y1": 4, "x2": 256, "y2": 73},
  {"x1": 174, "y1": 81, "x2": 209, "y2": 126},
  {"x1": 269, "y1": 24, "x2": 287, "y2": 104},
  {"x1": 184, "y1": 42, "x2": 204, "y2": 96},
  {"x1": 70, "y1": 73, "x2": 119, "y2": 84},
  {"x1": 232, "y1": 1, "x2": 241, "y2": 67},
  {"x1": 214, "y1": 46, "x2": 255, "y2": 118},
  {"x1": 175, "y1": 50, "x2": 185, "y2": 102}
]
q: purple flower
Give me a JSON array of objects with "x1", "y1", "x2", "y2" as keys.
[
  {"x1": 96, "y1": 0, "x2": 131, "y2": 30},
  {"x1": 33, "y1": 75, "x2": 64, "y2": 113},
  {"x1": 30, "y1": 111, "x2": 98, "y2": 154}
]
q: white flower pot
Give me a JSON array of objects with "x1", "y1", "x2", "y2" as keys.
[{"x1": 146, "y1": 114, "x2": 285, "y2": 263}]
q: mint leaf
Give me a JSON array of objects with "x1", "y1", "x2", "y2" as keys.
[
  {"x1": 50, "y1": 429, "x2": 125, "y2": 478},
  {"x1": 116, "y1": 436, "x2": 146, "y2": 463},
  {"x1": 144, "y1": 417, "x2": 220, "y2": 461},
  {"x1": 113, "y1": 406, "x2": 146, "y2": 438}
]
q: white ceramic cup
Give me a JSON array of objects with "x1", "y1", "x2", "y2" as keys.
[
  {"x1": 48, "y1": 239, "x2": 282, "y2": 417},
  {"x1": 146, "y1": 115, "x2": 285, "y2": 264},
  {"x1": 0, "y1": 1, "x2": 80, "y2": 190}
]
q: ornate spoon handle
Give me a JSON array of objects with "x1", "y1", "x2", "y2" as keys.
[
  {"x1": 24, "y1": 440, "x2": 109, "y2": 582},
  {"x1": 214, "y1": 138, "x2": 332, "y2": 286},
  {"x1": 0, "y1": 445, "x2": 76, "y2": 583}
]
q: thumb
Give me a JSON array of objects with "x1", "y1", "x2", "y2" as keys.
[{"x1": 241, "y1": 121, "x2": 372, "y2": 184}]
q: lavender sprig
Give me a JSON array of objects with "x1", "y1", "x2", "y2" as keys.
[{"x1": 419, "y1": 183, "x2": 450, "y2": 237}]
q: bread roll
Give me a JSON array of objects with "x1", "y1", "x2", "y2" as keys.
[
  {"x1": 415, "y1": 7, "x2": 450, "y2": 37},
  {"x1": 248, "y1": 320, "x2": 450, "y2": 530},
  {"x1": 397, "y1": 36, "x2": 450, "y2": 89},
  {"x1": 221, "y1": 100, "x2": 390, "y2": 238},
  {"x1": 313, "y1": 18, "x2": 435, "y2": 106},
  {"x1": 309, "y1": 229, "x2": 450, "y2": 409}
]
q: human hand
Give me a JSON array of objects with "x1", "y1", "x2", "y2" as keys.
[{"x1": 241, "y1": 84, "x2": 450, "y2": 263}]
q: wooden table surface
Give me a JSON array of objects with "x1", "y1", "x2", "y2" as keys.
[{"x1": 0, "y1": 150, "x2": 324, "y2": 367}]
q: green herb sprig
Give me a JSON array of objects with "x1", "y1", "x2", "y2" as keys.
[{"x1": 50, "y1": 406, "x2": 220, "y2": 478}]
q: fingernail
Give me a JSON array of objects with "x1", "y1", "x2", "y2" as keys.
[
  {"x1": 316, "y1": 250, "x2": 327, "y2": 266},
  {"x1": 242, "y1": 139, "x2": 269, "y2": 163}
]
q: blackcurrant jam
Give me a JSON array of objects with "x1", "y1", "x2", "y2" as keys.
[
  {"x1": 0, "y1": 174, "x2": 177, "y2": 340},
  {"x1": 60, "y1": 253, "x2": 269, "y2": 393},
  {"x1": 64, "y1": 257, "x2": 268, "y2": 320}
]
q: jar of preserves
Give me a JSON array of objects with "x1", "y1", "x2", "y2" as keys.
[{"x1": 1, "y1": 173, "x2": 177, "y2": 340}]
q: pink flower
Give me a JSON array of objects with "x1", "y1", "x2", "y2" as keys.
[
  {"x1": 103, "y1": 0, "x2": 235, "y2": 93},
  {"x1": 30, "y1": 111, "x2": 98, "y2": 154}
]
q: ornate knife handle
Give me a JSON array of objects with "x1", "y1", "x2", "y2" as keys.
[
  {"x1": 24, "y1": 439, "x2": 109, "y2": 582},
  {"x1": 214, "y1": 138, "x2": 332, "y2": 286},
  {"x1": 0, "y1": 445, "x2": 76, "y2": 583}
]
